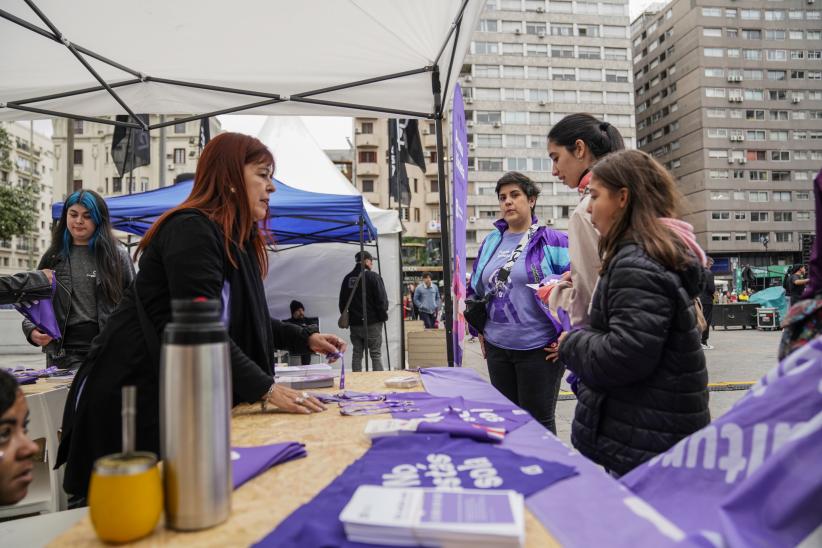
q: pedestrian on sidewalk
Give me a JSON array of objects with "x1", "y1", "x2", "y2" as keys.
[
  {"x1": 701, "y1": 257, "x2": 716, "y2": 350},
  {"x1": 413, "y1": 272, "x2": 440, "y2": 329},
  {"x1": 339, "y1": 250, "x2": 389, "y2": 371}
]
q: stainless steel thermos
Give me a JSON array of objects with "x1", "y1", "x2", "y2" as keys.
[{"x1": 161, "y1": 298, "x2": 232, "y2": 530}]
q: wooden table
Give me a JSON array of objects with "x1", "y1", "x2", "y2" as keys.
[{"x1": 51, "y1": 371, "x2": 558, "y2": 546}]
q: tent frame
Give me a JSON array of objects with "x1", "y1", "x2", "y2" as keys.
[{"x1": 2, "y1": 0, "x2": 470, "y2": 366}]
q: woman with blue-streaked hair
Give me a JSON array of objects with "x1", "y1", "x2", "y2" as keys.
[{"x1": 22, "y1": 189, "x2": 134, "y2": 370}]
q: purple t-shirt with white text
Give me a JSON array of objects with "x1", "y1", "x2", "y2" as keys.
[{"x1": 481, "y1": 231, "x2": 555, "y2": 350}]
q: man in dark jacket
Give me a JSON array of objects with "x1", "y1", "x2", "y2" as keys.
[
  {"x1": 283, "y1": 300, "x2": 317, "y2": 365},
  {"x1": 339, "y1": 251, "x2": 389, "y2": 371},
  {"x1": 700, "y1": 257, "x2": 716, "y2": 350}
]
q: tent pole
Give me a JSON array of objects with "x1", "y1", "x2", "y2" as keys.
[
  {"x1": 389, "y1": 119, "x2": 406, "y2": 370},
  {"x1": 432, "y1": 67, "x2": 455, "y2": 368},
  {"x1": 374, "y1": 237, "x2": 391, "y2": 371},
  {"x1": 359, "y1": 216, "x2": 369, "y2": 372}
]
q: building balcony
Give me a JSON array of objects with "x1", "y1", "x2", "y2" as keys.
[
  {"x1": 426, "y1": 220, "x2": 441, "y2": 234},
  {"x1": 423, "y1": 133, "x2": 438, "y2": 149},
  {"x1": 358, "y1": 163, "x2": 380, "y2": 177},
  {"x1": 425, "y1": 192, "x2": 440, "y2": 205},
  {"x1": 355, "y1": 133, "x2": 380, "y2": 148},
  {"x1": 425, "y1": 163, "x2": 439, "y2": 178}
]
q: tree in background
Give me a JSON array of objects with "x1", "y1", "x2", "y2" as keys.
[{"x1": 0, "y1": 124, "x2": 40, "y2": 243}]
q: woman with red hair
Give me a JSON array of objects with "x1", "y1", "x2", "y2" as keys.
[{"x1": 56, "y1": 133, "x2": 345, "y2": 504}]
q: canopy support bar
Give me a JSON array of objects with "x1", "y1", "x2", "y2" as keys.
[
  {"x1": 432, "y1": 66, "x2": 455, "y2": 368},
  {"x1": 145, "y1": 77, "x2": 283, "y2": 100},
  {"x1": 290, "y1": 97, "x2": 433, "y2": 119},
  {"x1": 433, "y1": 0, "x2": 471, "y2": 66},
  {"x1": 11, "y1": 79, "x2": 142, "y2": 106},
  {"x1": 22, "y1": 0, "x2": 147, "y2": 130},
  {"x1": 3, "y1": 103, "x2": 142, "y2": 128},
  {"x1": 294, "y1": 67, "x2": 433, "y2": 99}
]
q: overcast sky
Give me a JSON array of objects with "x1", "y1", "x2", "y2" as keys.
[{"x1": 28, "y1": 0, "x2": 660, "y2": 149}]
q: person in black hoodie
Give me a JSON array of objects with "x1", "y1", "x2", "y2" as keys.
[
  {"x1": 56, "y1": 133, "x2": 346, "y2": 504},
  {"x1": 339, "y1": 250, "x2": 389, "y2": 371},
  {"x1": 551, "y1": 150, "x2": 710, "y2": 476}
]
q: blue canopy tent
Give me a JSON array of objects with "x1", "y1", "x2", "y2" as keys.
[{"x1": 52, "y1": 179, "x2": 378, "y2": 247}]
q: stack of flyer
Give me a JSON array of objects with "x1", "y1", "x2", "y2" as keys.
[
  {"x1": 274, "y1": 364, "x2": 337, "y2": 389},
  {"x1": 339, "y1": 485, "x2": 524, "y2": 547}
]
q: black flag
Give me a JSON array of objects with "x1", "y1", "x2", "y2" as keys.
[
  {"x1": 399, "y1": 119, "x2": 426, "y2": 172},
  {"x1": 111, "y1": 114, "x2": 150, "y2": 177},
  {"x1": 199, "y1": 117, "x2": 211, "y2": 151},
  {"x1": 388, "y1": 120, "x2": 411, "y2": 205}
]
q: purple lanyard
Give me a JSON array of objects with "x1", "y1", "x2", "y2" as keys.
[
  {"x1": 339, "y1": 400, "x2": 421, "y2": 416},
  {"x1": 327, "y1": 352, "x2": 345, "y2": 389}
]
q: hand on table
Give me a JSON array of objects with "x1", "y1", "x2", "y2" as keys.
[
  {"x1": 545, "y1": 331, "x2": 568, "y2": 362},
  {"x1": 30, "y1": 328, "x2": 53, "y2": 347},
  {"x1": 264, "y1": 384, "x2": 326, "y2": 414},
  {"x1": 307, "y1": 333, "x2": 347, "y2": 358}
]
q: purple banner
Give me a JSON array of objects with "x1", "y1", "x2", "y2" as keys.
[
  {"x1": 451, "y1": 84, "x2": 468, "y2": 366},
  {"x1": 421, "y1": 366, "x2": 688, "y2": 547},
  {"x1": 621, "y1": 337, "x2": 822, "y2": 546}
]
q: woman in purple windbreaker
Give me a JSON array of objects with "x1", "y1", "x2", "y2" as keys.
[{"x1": 467, "y1": 172, "x2": 570, "y2": 433}]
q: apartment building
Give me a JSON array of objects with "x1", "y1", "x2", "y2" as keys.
[
  {"x1": 351, "y1": 118, "x2": 447, "y2": 239},
  {"x1": 0, "y1": 122, "x2": 55, "y2": 274},
  {"x1": 632, "y1": 0, "x2": 820, "y2": 272},
  {"x1": 51, "y1": 116, "x2": 221, "y2": 201}
]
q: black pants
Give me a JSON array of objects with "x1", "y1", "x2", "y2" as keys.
[
  {"x1": 701, "y1": 303, "x2": 713, "y2": 344},
  {"x1": 420, "y1": 311, "x2": 436, "y2": 328},
  {"x1": 485, "y1": 340, "x2": 564, "y2": 434}
]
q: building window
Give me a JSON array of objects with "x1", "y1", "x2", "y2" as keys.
[
  {"x1": 358, "y1": 150, "x2": 376, "y2": 163},
  {"x1": 174, "y1": 148, "x2": 186, "y2": 164},
  {"x1": 361, "y1": 179, "x2": 374, "y2": 193},
  {"x1": 750, "y1": 211, "x2": 769, "y2": 222},
  {"x1": 749, "y1": 191, "x2": 769, "y2": 202},
  {"x1": 774, "y1": 232, "x2": 793, "y2": 243},
  {"x1": 773, "y1": 191, "x2": 792, "y2": 202},
  {"x1": 73, "y1": 149, "x2": 83, "y2": 165},
  {"x1": 710, "y1": 191, "x2": 730, "y2": 200},
  {"x1": 73, "y1": 120, "x2": 84, "y2": 134},
  {"x1": 174, "y1": 120, "x2": 186, "y2": 134},
  {"x1": 711, "y1": 233, "x2": 731, "y2": 241},
  {"x1": 774, "y1": 212, "x2": 792, "y2": 222},
  {"x1": 73, "y1": 179, "x2": 83, "y2": 191},
  {"x1": 414, "y1": 208, "x2": 420, "y2": 222},
  {"x1": 361, "y1": 122, "x2": 374, "y2": 134},
  {"x1": 113, "y1": 177, "x2": 122, "y2": 193},
  {"x1": 430, "y1": 180, "x2": 439, "y2": 193}
]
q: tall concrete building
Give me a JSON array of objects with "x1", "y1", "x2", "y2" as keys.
[
  {"x1": 51, "y1": 116, "x2": 221, "y2": 201},
  {"x1": 460, "y1": 0, "x2": 636, "y2": 262},
  {"x1": 632, "y1": 0, "x2": 820, "y2": 276},
  {"x1": 352, "y1": 118, "x2": 446, "y2": 239},
  {"x1": 0, "y1": 122, "x2": 55, "y2": 274},
  {"x1": 351, "y1": 116, "x2": 449, "y2": 274}
]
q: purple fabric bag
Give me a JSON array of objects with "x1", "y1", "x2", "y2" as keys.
[
  {"x1": 14, "y1": 275, "x2": 61, "y2": 340},
  {"x1": 621, "y1": 336, "x2": 822, "y2": 546},
  {"x1": 254, "y1": 434, "x2": 577, "y2": 547},
  {"x1": 231, "y1": 442, "x2": 306, "y2": 490}
]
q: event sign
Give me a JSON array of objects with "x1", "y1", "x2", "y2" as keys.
[{"x1": 451, "y1": 84, "x2": 468, "y2": 366}]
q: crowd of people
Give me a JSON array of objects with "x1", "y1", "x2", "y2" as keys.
[{"x1": 0, "y1": 117, "x2": 816, "y2": 509}]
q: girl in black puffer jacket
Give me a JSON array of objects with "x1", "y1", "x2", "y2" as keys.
[{"x1": 556, "y1": 150, "x2": 710, "y2": 476}]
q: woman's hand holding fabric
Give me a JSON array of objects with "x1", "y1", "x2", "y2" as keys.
[{"x1": 30, "y1": 328, "x2": 53, "y2": 347}]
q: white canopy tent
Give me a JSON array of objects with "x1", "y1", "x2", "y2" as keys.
[
  {"x1": 259, "y1": 117, "x2": 403, "y2": 370},
  {"x1": 0, "y1": 0, "x2": 483, "y2": 365}
]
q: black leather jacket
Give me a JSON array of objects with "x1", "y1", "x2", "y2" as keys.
[
  {"x1": 0, "y1": 271, "x2": 52, "y2": 305},
  {"x1": 22, "y1": 244, "x2": 135, "y2": 358}
]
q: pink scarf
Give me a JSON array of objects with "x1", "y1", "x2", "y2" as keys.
[
  {"x1": 659, "y1": 218, "x2": 707, "y2": 267},
  {"x1": 578, "y1": 171, "x2": 593, "y2": 196}
]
